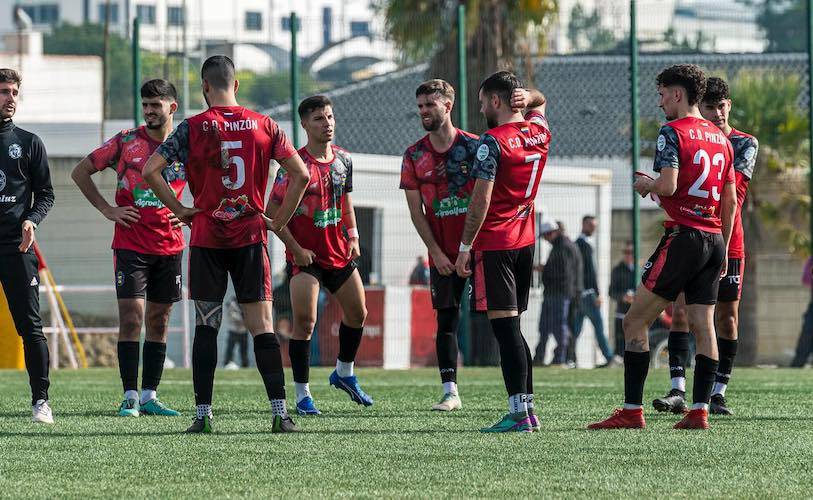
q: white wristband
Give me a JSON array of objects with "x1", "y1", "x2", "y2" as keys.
[
  {"x1": 347, "y1": 227, "x2": 359, "y2": 239},
  {"x1": 459, "y1": 242, "x2": 472, "y2": 253}
]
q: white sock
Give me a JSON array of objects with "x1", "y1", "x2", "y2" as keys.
[
  {"x1": 124, "y1": 390, "x2": 139, "y2": 402},
  {"x1": 623, "y1": 403, "x2": 643, "y2": 410},
  {"x1": 140, "y1": 389, "x2": 157, "y2": 405},
  {"x1": 442, "y1": 382, "x2": 458, "y2": 395},
  {"x1": 671, "y1": 377, "x2": 686, "y2": 392},
  {"x1": 336, "y1": 360, "x2": 354, "y2": 377},
  {"x1": 295, "y1": 383, "x2": 311, "y2": 403},
  {"x1": 527, "y1": 394, "x2": 535, "y2": 412},
  {"x1": 271, "y1": 399, "x2": 287, "y2": 417},
  {"x1": 508, "y1": 393, "x2": 528, "y2": 414},
  {"x1": 196, "y1": 404, "x2": 212, "y2": 419},
  {"x1": 712, "y1": 382, "x2": 727, "y2": 397},
  {"x1": 692, "y1": 403, "x2": 709, "y2": 411}
]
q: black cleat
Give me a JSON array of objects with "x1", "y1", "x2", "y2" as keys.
[
  {"x1": 185, "y1": 416, "x2": 213, "y2": 433},
  {"x1": 710, "y1": 394, "x2": 733, "y2": 415},
  {"x1": 652, "y1": 389, "x2": 688, "y2": 414},
  {"x1": 272, "y1": 415, "x2": 301, "y2": 433}
]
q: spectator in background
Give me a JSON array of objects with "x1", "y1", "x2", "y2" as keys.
[
  {"x1": 534, "y1": 221, "x2": 582, "y2": 365},
  {"x1": 571, "y1": 216, "x2": 614, "y2": 367},
  {"x1": 408, "y1": 255, "x2": 430, "y2": 285},
  {"x1": 609, "y1": 240, "x2": 636, "y2": 365},
  {"x1": 791, "y1": 256, "x2": 813, "y2": 367},
  {"x1": 224, "y1": 295, "x2": 250, "y2": 369}
]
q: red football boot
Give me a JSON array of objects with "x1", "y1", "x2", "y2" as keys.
[
  {"x1": 587, "y1": 408, "x2": 646, "y2": 430},
  {"x1": 674, "y1": 408, "x2": 710, "y2": 430}
]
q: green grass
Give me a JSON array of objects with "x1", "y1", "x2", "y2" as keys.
[{"x1": 1, "y1": 367, "x2": 812, "y2": 498}]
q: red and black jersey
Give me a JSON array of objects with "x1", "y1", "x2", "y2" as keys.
[
  {"x1": 271, "y1": 145, "x2": 354, "y2": 270},
  {"x1": 470, "y1": 110, "x2": 551, "y2": 251},
  {"x1": 653, "y1": 116, "x2": 735, "y2": 234},
  {"x1": 727, "y1": 128, "x2": 758, "y2": 259},
  {"x1": 156, "y1": 106, "x2": 297, "y2": 249}
]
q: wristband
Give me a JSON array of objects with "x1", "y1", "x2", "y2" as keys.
[
  {"x1": 347, "y1": 227, "x2": 359, "y2": 239},
  {"x1": 459, "y1": 242, "x2": 472, "y2": 253}
]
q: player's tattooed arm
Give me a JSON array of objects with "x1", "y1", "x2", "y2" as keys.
[
  {"x1": 195, "y1": 301, "x2": 223, "y2": 328},
  {"x1": 266, "y1": 201, "x2": 315, "y2": 266},
  {"x1": 267, "y1": 154, "x2": 310, "y2": 232},
  {"x1": 454, "y1": 178, "x2": 494, "y2": 278}
]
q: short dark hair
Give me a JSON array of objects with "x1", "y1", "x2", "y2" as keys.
[
  {"x1": 0, "y1": 68, "x2": 22, "y2": 86},
  {"x1": 582, "y1": 215, "x2": 596, "y2": 224},
  {"x1": 479, "y1": 71, "x2": 522, "y2": 105},
  {"x1": 656, "y1": 64, "x2": 706, "y2": 105},
  {"x1": 140, "y1": 79, "x2": 177, "y2": 101},
  {"x1": 415, "y1": 79, "x2": 455, "y2": 101},
  {"x1": 201, "y1": 55, "x2": 235, "y2": 90},
  {"x1": 298, "y1": 95, "x2": 332, "y2": 119},
  {"x1": 703, "y1": 76, "x2": 730, "y2": 103}
]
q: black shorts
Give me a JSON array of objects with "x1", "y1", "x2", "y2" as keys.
[
  {"x1": 472, "y1": 244, "x2": 535, "y2": 313},
  {"x1": 429, "y1": 267, "x2": 467, "y2": 310},
  {"x1": 0, "y1": 250, "x2": 42, "y2": 337},
  {"x1": 114, "y1": 250, "x2": 182, "y2": 303},
  {"x1": 189, "y1": 243, "x2": 272, "y2": 303},
  {"x1": 290, "y1": 261, "x2": 357, "y2": 294},
  {"x1": 641, "y1": 226, "x2": 725, "y2": 305},
  {"x1": 718, "y1": 257, "x2": 744, "y2": 303}
]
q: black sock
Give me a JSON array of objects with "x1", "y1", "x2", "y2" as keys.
[
  {"x1": 192, "y1": 326, "x2": 218, "y2": 406},
  {"x1": 117, "y1": 341, "x2": 140, "y2": 394},
  {"x1": 693, "y1": 354, "x2": 719, "y2": 405},
  {"x1": 668, "y1": 331, "x2": 691, "y2": 383},
  {"x1": 337, "y1": 323, "x2": 364, "y2": 363},
  {"x1": 522, "y1": 335, "x2": 534, "y2": 395},
  {"x1": 22, "y1": 334, "x2": 50, "y2": 405},
  {"x1": 490, "y1": 316, "x2": 527, "y2": 396},
  {"x1": 141, "y1": 341, "x2": 166, "y2": 392},
  {"x1": 288, "y1": 339, "x2": 311, "y2": 384},
  {"x1": 715, "y1": 338, "x2": 738, "y2": 387},
  {"x1": 623, "y1": 350, "x2": 650, "y2": 406},
  {"x1": 254, "y1": 333, "x2": 285, "y2": 400},
  {"x1": 436, "y1": 308, "x2": 460, "y2": 384}
]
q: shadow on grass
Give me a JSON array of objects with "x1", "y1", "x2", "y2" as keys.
[{"x1": 0, "y1": 428, "x2": 479, "y2": 438}]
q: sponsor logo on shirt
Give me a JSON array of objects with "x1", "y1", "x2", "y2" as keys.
[
  {"x1": 212, "y1": 195, "x2": 252, "y2": 221},
  {"x1": 432, "y1": 195, "x2": 470, "y2": 218},
  {"x1": 313, "y1": 207, "x2": 342, "y2": 228},
  {"x1": 132, "y1": 184, "x2": 165, "y2": 208},
  {"x1": 8, "y1": 143, "x2": 21, "y2": 159}
]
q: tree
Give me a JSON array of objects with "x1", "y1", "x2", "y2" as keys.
[
  {"x1": 236, "y1": 70, "x2": 325, "y2": 111},
  {"x1": 567, "y1": 3, "x2": 617, "y2": 54},
  {"x1": 738, "y1": 0, "x2": 807, "y2": 52},
  {"x1": 377, "y1": 0, "x2": 557, "y2": 132}
]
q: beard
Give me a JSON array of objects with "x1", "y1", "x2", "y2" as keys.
[
  {"x1": 486, "y1": 114, "x2": 498, "y2": 129},
  {"x1": 421, "y1": 115, "x2": 442, "y2": 132},
  {"x1": 145, "y1": 115, "x2": 167, "y2": 130}
]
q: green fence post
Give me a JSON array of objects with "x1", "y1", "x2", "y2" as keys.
[
  {"x1": 630, "y1": 0, "x2": 641, "y2": 280},
  {"x1": 457, "y1": 2, "x2": 467, "y2": 131},
  {"x1": 290, "y1": 12, "x2": 300, "y2": 148},
  {"x1": 132, "y1": 16, "x2": 141, "y2": 128},
  {"x1": 808, "y1": 0, "x2": 813, "y2": 255}
]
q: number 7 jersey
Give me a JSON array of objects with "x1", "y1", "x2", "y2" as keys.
[{"x1": 653, "y1": 116, "x2": 735, "y2": 234}]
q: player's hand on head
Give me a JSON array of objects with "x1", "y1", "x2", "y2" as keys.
[
  {"x1": 293, "y1": 248, "x2": 316, "y2": 267},
  {"x1": 454, "y1": 251, "x2": 472, "y2": 278},
  {"x1": 19, "y1": 220, "x2": 36, "y2": 253},
  {"x1": 510, "y1": 88, "x2": 530, "y2": 111},
  {"x1": 431, "y1": 249, "x2": 454, "y2": 276},
  {"x1": 102, "y1": 206, "x2": 141, "y2": 228}
]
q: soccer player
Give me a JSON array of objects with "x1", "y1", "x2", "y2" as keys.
[
  {"x1": 653, "y1": 76, "x2": 758, "y2": 416},
  {"x1": 454, "y1": 71, "x2": 549, "y2": 433},
  {"x1": 269, "y1": 95, "x2": 371, "y2": 415},
  {"x1": 143, "y1": 56, "x2": 310, "y2": 433},
  {"x1": 589, "y1": 64, "x2": 736, "y2": 430},
  {"x1": 0, "y1": 68, "x2": 55, "y2": 423},
  {"x1": 72, "y1": 79, "x2": 185, "y2": 417}
]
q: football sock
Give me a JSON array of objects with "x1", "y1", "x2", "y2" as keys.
[
  {"x1": 527, "y1": 394, "x2": 536, "y2": 412},
  {"x1": 253, "y1": 333, "x2": 286, "y2": 401},
  {"x1": 196, "y1": 404, "x2": 212, "y2": 419},
  {"x1": 295, "y1": 383, "x2": 311, "y2": 403},
  {"x1": 490, "y1": 316, "x2": 527, "y2": 397},
  {"x1": 117, "y1": 341, "x2": 140, "y2": 394},
  {"x1": 623, "y1": 350, "x2": 650, "y2": 408},
  {"x1": 508, "y1": 393, "x2": 528, "y2": 415},
  {"x1": 336, "y1": 360, "x2": 354, "y2": 377},
  {"x1": 140, "y1": 389, "x2": 156, "y2": 405},
  {"x1": 141, "y1": 341, "x2": 166, "y2": 393},
  {"x1": 713, "y1": 338, "x2": 738, "y2": 396},
  {"x1": 288, "y1": 339, "x2": 311, "y2": 384},
  {"x1": 442, "y1": 382, "x2": 458, "y2": 395},
  {"x1": 522, "y1": 334, "x2": 534, "y2": 396},
  {"x1": 192, "y1": 326, "x2": 218, "y2": 406},
  {"x1": 338, "y1": 323, "x2": 364, "y2": 364},
  {"x1": 22, "y1": 333, "x2": 50, "y2": 405},
  {"x1": 124, "y1": 390, "x2": 139, "y2": 401},
  {"x1": 668, "y1": 331, "x2": 690, "y2": 392},
  {"x1": 436, "y1": 308, "x2": 459, "y2": 384},
  {"x1": 271, "y1": 399, "x2": 287, "y2": 417},
  {"x1": 693, "y1": 354, "x2": 718, "y2": 406}
]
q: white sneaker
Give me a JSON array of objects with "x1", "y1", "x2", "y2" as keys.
[
  {"x1": 431, "y1": 393, "x2": 462, "y2": 411},
  {"x1": 32, "y1": 399, "x2": 54, "y2": 424},
  {"x1": 224, "y1": 361, "x2": 240, "y2": 371}
]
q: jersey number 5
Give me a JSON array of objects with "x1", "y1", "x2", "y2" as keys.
[
  {"x1": 688, "y1": 149, "x2": 725, "y2": 201},
  {"x1": 221, "y1": 141, "x2": 245, "y2": 190}
]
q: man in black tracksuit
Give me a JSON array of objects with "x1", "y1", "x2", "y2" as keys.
[{"x1": 0, "y1": 69, "x2": 55, "y2": 423}]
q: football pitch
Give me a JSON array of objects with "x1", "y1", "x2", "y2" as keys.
[{"x1": 1, "y1": 367, "x2": 811, "y2": 498}]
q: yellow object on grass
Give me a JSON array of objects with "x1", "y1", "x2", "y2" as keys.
[{"x1": 0, "y1": 284, "x2": 25, "y2": 369}]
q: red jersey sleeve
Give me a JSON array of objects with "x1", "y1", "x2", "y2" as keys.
[
  {"x1": 399, "y1": 148, "x2": 419, "y2": 190},
  {"x1": 88, "y1": 132, "x2": 123, "y2": 172},
  {"x1": 267, "y1": 118, "x2": 297, "y2": 161},
  {"x1": 725, "y1": 141, "x2": 735, "y2": 183}
]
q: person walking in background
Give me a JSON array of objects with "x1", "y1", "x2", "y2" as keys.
[
  {"x1": 224, "y1": 295, "x2": 250, "y2": 369},
  {"x1": 791, "y1": 256, "x2": 813, "y2": 367},
  {"x1": 570, "y1": 215, "x2": 614, "y2": 367},
  {"x1": 408, "y1": 255, "x2": 430, "y2": 286},
  {"x1": 535, "y1": 221, "x2": 582, "y2": 366},
  {"x1": 608, "y1": 241, "x2": 635, "y2": 365}
]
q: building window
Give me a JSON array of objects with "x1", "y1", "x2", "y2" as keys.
[
  {"x1": 350, "y1": 21, "x2": 370, "y2": 37},
  {"x1": 19, "y1": 4, "x2": 60, "y2": 25},
  {"x1": 168, "y1": 6, "x2": 184, "y2": 26},
  {"x1": 281, "y1": 16, "x2": 300, "y2": 32},
  {"x1": 245, "y1": 11, "x2": 262, "y2": 31},
  {"x1": 98, "y1": 3, "x2": 119, "y2": 23},
  {"x1": 136, "y1": 4, "x2": 156, "y2": 25}
]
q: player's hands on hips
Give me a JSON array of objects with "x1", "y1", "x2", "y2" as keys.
[
  {"x1": 431, "y1": 248, "x2": 455, "y2": 276},
  {"x1": 175, "y1": 206, "x2": 201, "y2": 226},
  {"x1": 455, "y1": 251, "x2": 472, "y2": 278},
  {"x1": 633, "y1": 177, "x2": 653, "y2": 197},
  {"x1": 19, "y1": 220, "x2": 35, "y2": 253},
  {"x1": 510, "y1": 88, "x2": 530, "y2": 111},
  {"x1": 293, "y1": 247, "x2": 316, "y2": 267},
  {"x1": 167, "y1": 212, "x2": 186, "y2": 229},
  {"x1": 102, "y1": 205, "x2": 140, "y2": 228},
  {"x1": 347, "y1": 238, "x2": 361, "y2": 260}
]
